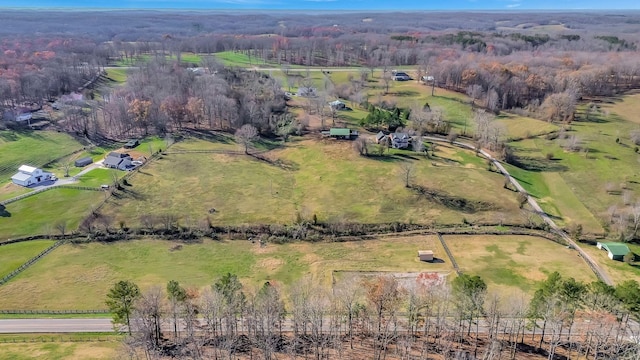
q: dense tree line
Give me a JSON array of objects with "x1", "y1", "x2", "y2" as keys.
[
  {"x1": 1, "y1": 10, "x2": 640, "y2": 135},
  {"x1": 108, "y1": 272, "x2": 640, "y2": 359}
]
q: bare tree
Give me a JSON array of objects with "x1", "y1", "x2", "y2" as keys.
[
  {"x1": 363, "y1": 275, "x2": 405, "y2": 360},
  {"x1": 333, "y1": 274, "x2": 362, "y2": 350},
  {"x1": 467, "y1": 84, "x2": 484, "y2": 109},
  {"x1": 131, "y1": 285, "x2": 164, "y2": 354},
  {"x1": 55, "y1": 220, "x2": 67, "y2": 236},
  {"x1": 235, "y1": 124, "x2": 259, "y2": 154},
  {"x1": 399, "y1": 161, "x2": 415, "y2": 188}
]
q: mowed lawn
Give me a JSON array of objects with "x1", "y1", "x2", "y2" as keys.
[
  {"x1": 100, "y1": 138, "x2": 524, "y2": 227},
  {"x1": 0, "y1": 338, "x2": 119, "y2": 360},
  {"x1": 445, "y1": 235, "x2": 597, "y2": 294},
  {"x1": 0, "y1": 130, "x2": 85, "y2": 182},
  {"x1": 0, "y1": 240, "x2": 55, "y2": 278},
  {"x1": 0, "y1": 189, "x2": 104, "y2": 240},
  {"x1": 0, "y1": 236, "x2": 449, "y2": 309}
]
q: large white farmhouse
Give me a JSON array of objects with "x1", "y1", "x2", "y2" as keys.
[{"x1": 11, "y1": 165, "x2": 52, "y2": 187}]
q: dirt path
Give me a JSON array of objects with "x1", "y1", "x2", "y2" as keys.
[{"x1": 423, "y1": 135, "x2": 614, "y2": 286}]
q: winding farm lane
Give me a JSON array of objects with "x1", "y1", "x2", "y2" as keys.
[{"x1": 424, "y1": 136, "x2": 613, "y2": 285}]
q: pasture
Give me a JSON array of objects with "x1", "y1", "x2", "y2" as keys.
[
  {"x1": 98, "y1": 137, "x2": 524, "y2": 227},
  {"x1": 0, "y1": 188, "x2": 104, "y2": 240},
  {"x1": 506, "y1": 99, "x2": 640, "y2": 234},
  {"x1": 0, "y1": 240, "x2": 55, "y2": 278},
  {"x1": 0, "y1": 236, "x2": 449, "y2": 309},
  {"x1": 0, "y1": 130, "x2": 85, "y2": 183},
  {"x1": 444, "y1": 234, "x2": 597, "y2": 293},
  {"x1": 0, "y1": 334, "x2": 120, "y2": 360}
]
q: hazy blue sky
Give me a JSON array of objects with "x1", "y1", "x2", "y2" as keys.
[{"x1": 1, "y1": 0, "x2": 638, "y2": 10}]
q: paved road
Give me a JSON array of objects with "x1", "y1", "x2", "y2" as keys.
[
  {"x1": 0, "y1": 319, "x2": 115, "y2": 333},
  {"x1": 423, "y1": 136, "x2": 613, "y2": 285}
]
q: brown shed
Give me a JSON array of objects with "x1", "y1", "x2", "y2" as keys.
[{"x1": 418, "y1": 250, "x2": 434, "y2": 262}]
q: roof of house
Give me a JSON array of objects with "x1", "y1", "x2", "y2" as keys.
[
  {"x1": 18, "y1": 165, "x2": 38, "y2": 174},
  {"x1": 105, "y1": 153, "x2": 131, "y2": 167},
  {"x1": 329, "y1": 100, "x2": 345, "y2": 106},
  {"x1": 418, "y1": 250, "x2": 434, "y2": 255},
  {"x1": 329, "y1": 128, "x2": 352, "y2": 136},
  {"x1": 599, "y1": 242, "x2": 631, "y2": 257},
  {"x1": 11, "y1": 172, "x2": 32, "y2": 181},
  {"x1": 391, "y1": 132, "x2": 409, "y2": 139},
  {"x1": 107, "y1": 152, "x2": 130, "y2": 159}
]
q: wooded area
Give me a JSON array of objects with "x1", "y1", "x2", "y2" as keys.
[{"x1": 110, "y1": 272, "x2": 640, "y2": 359}]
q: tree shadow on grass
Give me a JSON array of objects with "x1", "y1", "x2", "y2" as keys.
[
  {"x1": 366, "y1": 154, "x2": 405, "y2": 163},
  {"x1": 0, "y1": 205, "x2": 10, "y2": 217},
  {"x1": 388, "y1": 90, "x2": 420, "y2": 97}
]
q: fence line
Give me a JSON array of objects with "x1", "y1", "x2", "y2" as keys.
[
  {"x1": 437, "y1": 233, "x2": 460, "y2": 274},
  {"x1": 0, "y1": 309, "x2": 109, "y2": 314},
  {"x1": 0, "y1": 336, "x2": 117, "y2": 344},
  {"x1": 0, "y1": 241, "x2": 64, "y2": 285},
  {"x1": 0, "y1": 187, "x2": 54, "y2": 206},
  {"x1": 0, "y1": 184, "x2": 102, "y2": 207}
]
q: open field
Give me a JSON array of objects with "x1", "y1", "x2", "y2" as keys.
[
  {"x1": 506, "y1": 100, "x2": 640, "y2": 234},
  {"x1": 0, "y1": 189, "x2": 104, "y2": 240},
  {"x1": 215, "y1": 51, "x2": 270, "y2": 67},
  {"x1": 494, "y1": 113, "x2": 559, "y2": 140},
  {"x1": 99, "y1": 137, "x2": 524, "y2": 227},
  {"x1": 0, "y1": 334, "x2": 120, "y2": 360},
  {"x1": 104, "y1": 68, "x2": 128, "y2": 83},
  {"x1": 605, "y1": 92, "x2": 640, "y2": 125},
  {"x1": 445, "y1": 234, "x2": 597, "y2": 294},
  {"x1": 581, "y1": 242, "x2": 640, "y2": 285},
  {"x1": 0, "y1": 130, "x2": 85, "y2": 183},
  {"x1": 0, "y1": 240, "x2": 55, "y2": 278},
  {"x1": 0, "y1": 236, "x2": 449, "y2": 309}
]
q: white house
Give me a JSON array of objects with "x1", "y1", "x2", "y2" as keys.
[
  {"x1": 11, "y1": 165, "x2": 52, "y2": 187},
  {"x1": 104, "y1": 152, "x2": 133, "y2": 170},
  {"x1": 390, "y1": 132, "x2": 410, "y2": 149}
]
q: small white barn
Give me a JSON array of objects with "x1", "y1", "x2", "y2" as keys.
[
  {"x1": 11, "y1": 165, "x2": 52, "y2": 187},
  {"x1": 15, "y1": 113, "x2": 32, "y2": 122}
]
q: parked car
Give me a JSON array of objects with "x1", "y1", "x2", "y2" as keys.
[
  {"x1": 50, "y1": 175, "x2": 58, "y2": 181},
  {"x1": 124, "y1": 139, "x2": 140, "y2": 149}
]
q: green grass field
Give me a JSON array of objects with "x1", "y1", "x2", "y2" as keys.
[
  {"x1": 215, "y1": 51, "x2": 270, "y2": 67},
  {"x1": 0, "y1": 240, "x2": 56, "y2": 278},
  {"x1": 0, "y1": 130, "x2": 85, "y2": 183},
  {"x1": 0, "y1": 236, "x2": 450, "y2": 309},
  {"x1": 505, "y1": 99, "x2": 640, "y2": 234},
  {"x1": 0, "y1": 334, "x2": 120, "y2": 360},
  {"x1": 445, "y1": 234, "x2": 597, "y2": 294},
  {"x1": 99, "y1": 138, "x2": 524, "y2": 227},
  {"x1": 104, "y1": 68, "x2": 128, "y2": 83},
  {"x1": 0, "y1": 189, "x2": 104, "y2": 240},
  {"x1": 494, "y1": 113, "x2": 559, "y2": 140}
]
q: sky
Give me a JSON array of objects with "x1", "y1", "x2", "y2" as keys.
[{"x1": 0, "y1": 0, "x2": 638, "y2": 10}]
